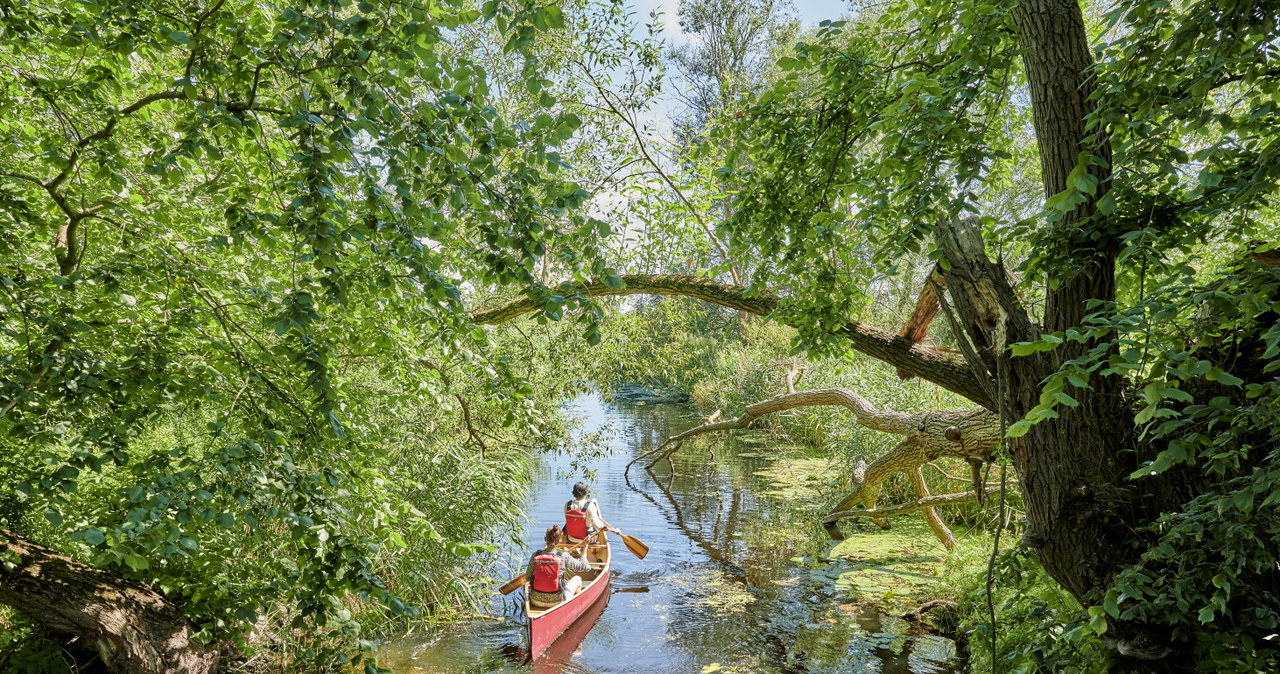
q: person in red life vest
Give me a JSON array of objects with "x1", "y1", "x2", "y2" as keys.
[
  {"x1": 563, "y1": 481, "x2": 620, "y2": 544},
  {"x1": 525, "y1": 525, "x2": 592, "y2": 609}
]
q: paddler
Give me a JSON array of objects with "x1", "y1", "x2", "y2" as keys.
[
  {"x1": 563, "y1": 481, "x2": 620, "y2": 544},
  {"x1": 525, "y1": 525, "x2": 592, "y2": 608}
]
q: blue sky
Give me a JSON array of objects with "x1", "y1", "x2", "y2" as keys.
[
  {"x1": 629, "y1": 0, "x2": 854, "y2": 42},
  {"x1": 621, "y1": 0, "x2": 855, "y2": 130}
]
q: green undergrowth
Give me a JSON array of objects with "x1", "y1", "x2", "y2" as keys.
[
  {"x1": 0, "y1": 610, "x2": 74, "y2": 674},
  {"x1": 953, "y1": 546, "x2": 1106, "y2": 674}
]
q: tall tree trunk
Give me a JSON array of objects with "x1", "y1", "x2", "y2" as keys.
[
  {"x1": 0, "y1": 530, "x2": 220, "y2": 674},
  {"x1": 1006, "y1": 0, "x2": 1133, "y2": 605}
]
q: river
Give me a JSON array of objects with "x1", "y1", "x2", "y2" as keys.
[{"x1": 377, "y1": 394, "x2": 959, "y2": 673}]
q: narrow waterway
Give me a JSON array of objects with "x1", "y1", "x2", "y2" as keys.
[{"x1": 378, "y1": 394, "x2": 958, "y2": 673}]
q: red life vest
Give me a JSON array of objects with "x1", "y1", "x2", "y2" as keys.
[
  {"x1": 531, "y1": 551, "x2": 562, "y2": 593},
  {"x1": 564, "y1": 499, "x2": 592, "y2": 540}
]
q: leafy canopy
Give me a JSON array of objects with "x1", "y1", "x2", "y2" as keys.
[{"x1": 0, "y1": 0, "x2": 614, "y2": 652}]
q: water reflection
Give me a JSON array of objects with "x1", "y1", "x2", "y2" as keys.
[{"x1": 377, "y1": 394, "x2": 957, "y2": 673}]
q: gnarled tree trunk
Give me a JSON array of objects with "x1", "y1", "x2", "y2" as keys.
[{"x1": 0, "y1": 530, "x2": 220, "y2": 674}]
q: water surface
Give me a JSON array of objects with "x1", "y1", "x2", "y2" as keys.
[{"x1": 378, "y1": 394, "x2": 957, "y2": 673}]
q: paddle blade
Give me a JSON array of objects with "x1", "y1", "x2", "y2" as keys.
[
  {"x1": 498, "y1": 574, "x2": 527, "y2": 595},
  {"x1": 620, "y1": 533, "x2": 649, "y2": 559}
]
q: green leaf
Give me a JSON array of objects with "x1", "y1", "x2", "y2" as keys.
[
  {"x1": 1102, "y1": 590, "x2": 1120, "y2": 619},
  {"x1": 82, "y1": 528, "x2": 105, "y2": 545},
  {"x1": 1005, "y1": 419, "x2": 1034, "y2": 438},
  {"x1": 1206, "y1": 368, "x2": 1244, "y2": 386},
  {"x1": 1073, "y1": 173, "x2": 1097, "y2": 195},
  {"x1": 1087, "y1": 607, "x2": 1108, "y2": 634}
]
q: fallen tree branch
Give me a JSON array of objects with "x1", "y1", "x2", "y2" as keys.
[
  {"x1": 623, "y1": 387, "x2": 935, "y2": 476},
  {"x1": 911, "y1": 466, "x2": 955, "y2": 549},
  {"x1": 902, "y1": 598, "x2": 961, "y2": 637},
  {"x1": 0, "y1": 530, "x2": 220, "y2": 674},
  {"x1": 623, "y1": 383, "x2": 1002, "y2": 547}
]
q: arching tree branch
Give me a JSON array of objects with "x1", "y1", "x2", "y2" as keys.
[
  {"x1": 624, "y1": 387, "x2": 930, "y2": 475},
  {"x1": 473, "y1": 274, "x2": 994, "y2": 407}
]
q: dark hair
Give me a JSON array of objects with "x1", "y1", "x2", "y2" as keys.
[
  {"x1": 544, "y1": 525, "x2": 563, "y2": 545},
  {"x1": 572, "y1": 482, "x2": 589, "y2": 499}
]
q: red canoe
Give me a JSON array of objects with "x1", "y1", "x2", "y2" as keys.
[
  {"x1": 524, "y1": 535, "x2": 612, "y2": 659},
  {"x1": 533, "y1": 585, "x2": 610, "y2": 674}
]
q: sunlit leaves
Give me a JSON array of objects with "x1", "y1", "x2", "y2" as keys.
[
  {"x1": 0, "y1": 0, "x2": 613, "y2": 660},
  {"x1": 704, "y1": 0, "x2": 1025, "y2": 352}
]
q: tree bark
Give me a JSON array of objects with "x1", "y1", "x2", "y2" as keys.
[
  {"x1": 1004, "y1": 0, "x2": 1132, "y2": 604},
  {"x1": 0, "y1": 530, "x2": 220, "y2": 674}
]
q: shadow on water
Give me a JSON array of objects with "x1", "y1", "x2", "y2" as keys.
[{"x1": 377, "y1": 394, "x2": 959, "y2": 673}]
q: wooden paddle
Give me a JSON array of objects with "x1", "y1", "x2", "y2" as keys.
[
  {"x1": 610, "y1": 530, "x2": 649, "y2": 560},
  {"x1": 497, "y1": 537, "x2": 591, "y2": 595},
  {"x1": 498, "y1": 573, "x2": 528, "y2": 596}
]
